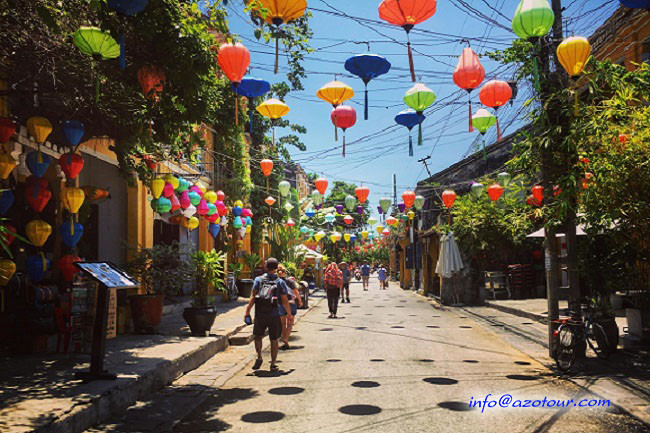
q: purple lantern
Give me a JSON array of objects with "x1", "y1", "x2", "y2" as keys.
[
  {"x1": 397, "y1": 202, "x2": 406, "y2": 213},
  {"x1": 356, "y1": 205, "x2": 363, "y2": 215},
  {"x1": 336, "y1": 204, "x2": 344, "y2": 214},
  {"x1": 377, "y1": 205, "x2": 383, "y2": 214},
  {"x1": 316, "y1": 204, "x2": 322, "y2": 210}
]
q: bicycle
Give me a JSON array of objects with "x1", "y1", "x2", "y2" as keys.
[
  {"x1": 553, "y1": 303, "x2": 613, "y2": 372},
  {"x1": 226, "y1": 272, "x2": 238, "y2": 302}
]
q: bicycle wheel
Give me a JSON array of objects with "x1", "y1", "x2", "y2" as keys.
[
  {"x1": 586, "y1": 321, "x2": 610, "y2": 360},
  {"x1": 555, "y1": 325, "x2": 576, "y2": 372}
]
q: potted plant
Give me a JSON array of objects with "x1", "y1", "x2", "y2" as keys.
[
  {"x1": 238, "y1": 253, "x2": 260, "y2": 297},
  {"x1": 126, "y1": 242, "x2": 191, "y2": 334},
  {"x1": 183, "y1": 249, "x2": 226, "y2": 336}
]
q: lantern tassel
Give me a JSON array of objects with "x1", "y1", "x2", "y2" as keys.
[
  {"x1": 40, "y1": 251, "x2": 46, "y2": 272},
  {"x1": 496, "y1": 115, "x2": 502, "y2": 141},
  {"x1": 249, "y1": 105, "x2": 254, "y2": 135},
  {"x1": 417, "y1": 122, "x2": 423, "y2": 146},
  {"x1": 483, "y1": 138, "x2": 487, "y2": 161},
  {"x1": 408, "y1": 133, "x2": 413, "y2": 157},
  {"x1": 37, "y1": 149, "x2": 42, "y2": 164},
  {"x1": 364, "y1": 85, "x2": 369, "y2": 121},
  {"x1": 468, "y1": 96, "x2": 473, "y2": 132},
  {"x1": 274, "y1": 35, "x2": 279, "y2": 75},
  {"x1": 120, "y1": 32, "x2": 126, "y2": 70},
  {"x1": 235, "y1": 95, "x2": 239, "y2": 125},
  {"x1": 272, "y1": 125, "x2": 275, "y2": 150},
  {"x1": 407, "y1": 33, "x2": 416, "y2": 82},
  {"x1": 70, "y1": 217, "x2": 74, "y2": 236},
  {"x1": 342, "y1": 132, "x2": 346, "y2": 158},
  {"x1": 266, "y1": 177, "x2": 269, "y2": 192},
  {"x1": 334, "y1": 124, "x2": 338, "y2": 142}
]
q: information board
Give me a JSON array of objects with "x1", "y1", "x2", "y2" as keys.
[{"x1": 75, "y1": 262, "x2": 139, "y2": 289}]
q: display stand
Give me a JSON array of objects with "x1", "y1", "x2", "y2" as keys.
[{"x1": 73, "y1": 262, "x2": 139, "y2": 382}]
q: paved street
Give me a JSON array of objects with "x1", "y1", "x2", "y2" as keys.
[{"x1": 89, "y1": 280, "x2": 647, "y2": 433}]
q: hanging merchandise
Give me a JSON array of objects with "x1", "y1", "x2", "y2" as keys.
[
  {"x1": 355, "y1": 186, "x2": 370, "y2": 204},
  {"x1": 61, "y1": 120, "x2": 85, "y2": 148},
  {"x1": 260, "y1": 159, "x2": 274, "y2": 191},
  {"x1": 217, "y1": 42, "x2": 251, "y2": 125},
  {"x1": 209, "y1": 223, "x2": 221, "y2": 238},
  {"x1": 232, "y1": 203, "x2": 243, "y2": 216},
  {"x1": 153, "y1": 197, "x2": 172, "y2": 214},
  {"x1": 331, "y1": 105, "x2": 357, "y2": 157},
  {"x1": 344, "y1": 53, "x2": 391, "y2": 120},
  {"x1": 72, "y1": 27, "x2": 121, "y2": 101},
  {"x1": 367, "y1": 216, "x2": 378, "y2": 225},
  {"x1": 252, "y1": 0, "x2": 307, "y2": 73},
  {"x1": 345, "y1": 194, "x2": 356, "y2": 212},
  {"x1": 26, "y1": 254, "x2": 51, "y2": 283},
  {"x1": 197, "y1": 199, "x2": 209, "y2": 216},
  {"x1": 183, "y1": 204, "x2": 197, "y2": 219},
  {"x1": 164, "y1": 175, "x2": 180, "y2": 191},
  {"x1": 25, "y1": 177, "x2": 51, "y2": 213},
  {"x1": 0, "y1": 259, "x2": 16, "y2": 310},
  {"x1": 453, "y1": 47, "x2": 485, "y2": 132},
  {"x1": 170, "y1": 193, "x2": 181, "y2": 212},
  {"x1": 442, "y1": 190, "x2": 456, "y2": 208},
  {"x1": 386, "y1": 216, "x2": 397, "y2": 226},
  {"x1": 189, "y1": 184, "x2": 204, "y2": 197},
  {"x1": 314, "y1": 231, "x2": 325, "y2": 242},
  {"x1": 361, "y1": 230, "x2": 369, "y2": 240},
  {"x1": 403, "y1": 83, "x2": 436, "y2": 146},
  {"x1": 151, "y1": 177, "x2": 165, "y2": 199},
  {"x1": 59, "y1": 153, "x2": 85, "y2": 180},
  {"x1": 58, "y1": 254, "x2": 81, "y2": 281},
  {"x1": 305, "y1": 208, "x2": 315, "y2": 218},
  {"x1": 479, "y1": 80, "x2": 512, "y2": 140},
  {"x1": 407, "y1": 211, "x2": 415, "y2": 220},
  {"x1": 203, "y1": 190, "x2": 217, "y2": 203},
  {"x1": 0, "y1": 189, "x2": 14, "y2": 215},
  {"x1": 311, "y1": 190, "x2": 323, "y2": 206},
  {"x1": 472, "y1": 108, "x2": 497, "y2": 160},
  {"x1": 379, "y1": 197, "x2": 391, "y2": 214},
  {"x1": 378, "y1": 0, "x2": 437, "y2": 81},
  {"x1": 314, "y1": 178, "x2": 328, "y2": 195},
  {"x1": 498, "y1": 172, "x2": 511, "y2": 186},
  {"x1": 300, "y1": 226, "x2": 309, "y2": 234},
  {"x1": 234, "y1": 77, "x2": 271, "y2": 135},
  {"x1": 216, "y1": 190, "x2": 226, "y2": 201},
  {"x1": 233, "y1": 215, "x2": 243, "y2": 229},
  {"x1": 324, "y1": 213, "x2": 335, "y2": 224},
  {"x1": 356, "y1": 205, "x2": 364, "y2": 215},
  {"x1": 207, "y1": 203, "x2": 217, "y2": 216},
  {"x1": 397, "y1": 202, "x2": 406, "y2": 213},
  {"x1": 316, "y1": 80, "x2": 354, "y2": 108},
  {"x1": 532, "y1": 185, "x2": 544, "y2": 203},
  {"x1": 375, "y1": 224, "x2": 384, "y2": 235},
  {"x1": 278, "y1": 180, "x2": 291, "y2": 197},
  {"x1": 471, "y1": 182, "x2": 485, "y2": 198},
  {"x1": 335, "y1": 204, "x2": 344, "y2": 215},
  {"x1": 107, "y1": 0, "x2": 149, "y2": 68},
  {"x1": 62, "y1": 187, "x2": 85, "y2": 214},
  {"x1": 556, "y1": 36, "x2": 591, "y2": 114},
  {"x1": 344, "y1": 233, "x2": 351, "y2": 242},
  {"x1": 265, "y1": 196, "x2": 276, "y2": 207},
  {"x1": 395, "y1": 109, "x2": 425, "y2": 156},
  {"x1": 283, "y1": 202, "x2": 294, "y2": 213},
  {"x1": 26, "y1": 220, "x2": 52, "y2": 247},
  {"x1": 208, "y1": 213, "x2": 219, "y2": 224},
  {"x1": 25, "y1": 150, "x2": 51, "y2": 178},
  {"x1": 402, "y1": 191, "x2": 416, "y2": 209},
  {"x1": 256, "y1": 98, "x2": 290, "y2": 148},
  {"x1": 176, "y1": 177, "x2": 190, "y2": 193},
  {"x1": 329, "y1": 232, "x2": 340, "y2": 243},
  {"x1": 382, "y1": 228, "x2": 391, "y2": 237},
  {"x1": 179, "y1": 190, "x2": 191, "y2": 210},
  {"x1": 488, "y1": 183, "x2": 505, "y2": 202},
  {"x1": 286, "y1": 218, "x2": 296, "y2": 227},
  {"x1": 188, "y1": 191, "x2": 201, "y2": 206}
]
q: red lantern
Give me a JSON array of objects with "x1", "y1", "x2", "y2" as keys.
[
  {"x1": 216, "y1": 190, "x2": 226, "y2": 201},
  {"x1": 58, "y1": 153, "x2": 85, "y2": 180},
  {"x1": 343, "y1": 215, "x2": 354, "y2": 225},
  {"x1": 553, "y1": 185, "x2": 562, "y2": 197},
  {"x1": 58, "y1": 254, "x2": 81, "y2": 282},
  {"x1": 402, "y1": 190, "x2": 416, "y2": 209},
  {"x1": 137, "y1": 65, "x2": 166, "y2": 100},
  {"x1": 619, "y1": 133, "x2": 629, "y2": 144},
  {"x1": 355, "y1": 186, "x2": 370, "y2": 203},
  {"x1": 217, "y1": 42, "x2": 251, "y2": 125},
  {"x1": 1, "y1": 224, "x2": 16, "y2": 246},
  {"x1": 487, "y1": 183, "x2": 504, "y2": 202},
  {"x1": 453, "y1": 47, "x2": 485, "y2": 132},
  {"x1": 331, "y1": 106, "x2": 357, "y2": 157},
  {"x1": 260, "y1": 159, "x2": 273, "y2": 177},
  {"x1": 25, "y1": 178, "x2": 51, "y2": 213},
  {"x1": 314, "y1": 178, "x2": 328, "y2": 195},
  {"x1": 532, "y1": 185, "x2": 544, "y2": 203},
  {"x1": 208, "y1": 213, "x2": 219, "y2": 223},
  {"x1": 479, "y1": 80, "x2": 512, "y2": 140},
  {"x1": 286, "y1": 218, "x2": 295, "y2": 227},
  {"x1": 527, "y1": 195, "x2": 542, "y2": 207},
  {"x1": 170, "y1": 193, "x2": 181, "y2": 213},
  {"x1": 441, "y1": 190, "x2": 456, "y2": 208},
  {"x1": 0, "y1": 117, "x2": 17, "y2": 144}
]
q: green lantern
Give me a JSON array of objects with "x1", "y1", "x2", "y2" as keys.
[
  {"x1": 379, "y1": 197, "x2": 391, "y2": 214},
  {"x1": 311, "y1": 190, "x2": 323, "y2": 205},
  {"x1": 400, "y1": 214, "x2": 408, "y2": 222},
  {"x1": 512, "y1": 0, "x2": 554, "y2": 39},
  {"x1": 73, "y1": 27, "x2": 121, "y2": 102},
  {"x1": 278, "y1": 180, "x2": 291, "y2": 197},
  {"x1": 283, "y1": 202, "x2": 294, "y2": 213},
  {"x1": 471, "y1": 182, "x2": 485, "y2": 198},
  {"x1": 367, "y1": 216, "x2": 378, "y2": 226},
  {"x1": 414, "y1": 195, "x2": 425, "y2": 210},
  {"x1": 403, "y1": 83, "x2": 436, "y2": 146},
  {"x1": 498, "y1": 172, "x2": 511, "y2": 186},
  {"x1": 344, "y1": 194, "x2": 356, "y2": 212},
  {"x1": 472, "y1": 108, "x2": 497, "y2": 161}
]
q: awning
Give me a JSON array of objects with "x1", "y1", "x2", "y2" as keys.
[
  {"x1": 526, "y1": 225, "x2": 587, "y2": 238},
  {"x1": 295, "y1": 244, "x2": 324, "y2": 260}
]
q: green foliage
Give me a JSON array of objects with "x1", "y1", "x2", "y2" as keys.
[
  {"x1": 267, "y1": 224, "x2": 304, "y2": 263},
  {"x1": 126, "y1": 241, "x2": 193, "y2": 295},
  {"x1": 191, "y1": 249, "x2": 226, "y2": 306},
  {"x1": 241, "y1": 252, "x2": 261, "y2": 276}
]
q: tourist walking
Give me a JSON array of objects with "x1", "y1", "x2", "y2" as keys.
[
  {"x1": 324, "y1": 261, "x2": 343, "y2": 318},
  {"x1": 360, "y1": 261, "x2": 371, "y2": 290},
  {"x1": 339, "y1": 262, "x2": 351, "y2": 303},
  {"x1": 277, "y1": 264, "x2": 302, "y2": 350},
  {"x1": 378, "y1": 264, "x2": 388, "y2": 290},
  {"x1": 244, "y1": 258, "x2": 292, "y2": 372}
]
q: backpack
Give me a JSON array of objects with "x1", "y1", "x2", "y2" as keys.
[{"x1": 255, "y1": 275, "x2": 278, "y2": 314}]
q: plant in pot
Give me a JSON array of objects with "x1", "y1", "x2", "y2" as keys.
[
  {"x1": 125, "y1": 242, "x2": 192, "y2": 334},
  {"x1": 183, "y1": 249, "x2": 226, "y2": 336},
  {"x1": 238, "y1": 253, "x2": 260, "y2": 298}
]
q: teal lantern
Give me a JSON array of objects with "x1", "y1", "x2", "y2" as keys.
[
  {"x1": 325, "y1": 213, "x2": 335, "y2": 224},
  {"x1": 233, "y1": 216, "x2": 243, "y2": 229},
  {"x1": 279, "y1": 180, "x2": 291, "y2": 197},
  {"x1": 207, "y1": 203, "x2": 217, "y2": 216},
  {"x1": 300, "y1": 226, "x2": 309, "y2": 234},
  {"x1": 176, "y1": 177, "x2": 190, "y2": 193},
  {"x1": 344, "y1": 194, "x2": 356, "y2": 212},
  {"x1": 155, "y1": 197, "x2": 172, "y2": 213},
  {"x1": 188, "y1": 191, "x2": 201, "y2": 206}
]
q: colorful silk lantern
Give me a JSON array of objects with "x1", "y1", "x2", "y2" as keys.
[
  {"x1": 137, "y1": 65, "x2": 166, "y2": 100},
  {"x1": 176, "y1": 177, "x2": 190, "y2": 193},
  {"x1": 216, "y1": 190, "x2": 226, "y2": 201},
  {"x1": 368, "y1": 216, "x2": 378, "y2": 225},
  {"x1": 257, "y1": 98, "x2": 290, "y2": 147},
  {"x1": 402, "y1": 191, "x2": 416, "y2": 209},
  {"x1": 207, "y1": 202, "x2": 217, "y2": 216},
  {"x1": 397, "y1": 202, "x2": 406, "y2": 213},
  {"x1": 356, "y1": 205, "x2": 364, "y2": 215},
  {"x1": 479, "y1": 80, "x2": 512, "y2": 140},
  {"x1": 189, "y1": 185, "x2": 204, "y2": 197},
  {"x1": 379, "y1": 197, "x2": 391, "y2": 214},
  {"x1": 151, "y1": 177, "x2": 165, "y2": 199},
  {"x1": 498, "y1": 172, "x2": 511, "y2": 186},
  {"x1": 355, "y1": 186, "x2": 370, "y2": 204},
  {"x1": 187, "y1": 216, "x2": 199, "y2": 231},
  {"x1": 25, "y1": 150, "x2": 51, "y2": 178},
  {"x1": 344, "y1": 53, "x2": 391, "y2": 120},
  {"x1": 58, "y1": 254, "x2": 81, "y2": 282},
  {"x1": 361, "y1": 230, "x2": 369, "y2": 240},
  {"x1": 344, "y1": 233, "x2": 351, "y2": 242},
  {"x1": 283, "y1": 202, "x2": 294, "y2": 213},
  {"x1": 0, "y1": 259, "x2": 16, "y2": 290},
  {"x1": 188, "y1": 191, "x2": 201, "y2": 206},
  {"x1": 512, "y1": 0, "x2": 554, "y2": 39},
  {"x1": 260, "y1": 159, "x2": 274, "y2": 177},
  {"x1": 441, "y1": 190, "x2": 456, "y2": 208},
  {"x1": 179, "y1": 191, "x2": 191, "y2": 209},
  {"x1": 317, "y1": 80, "x2": 354, "y2": 108},
  {"x1": 278, "y1": 180, "x2": 291, "y2": 197},
  {"x1": 61, "y1": 120, "x2": 85, "y2": 147},
  {"x1": 487, "y1": 184, "x2": 504, "y2": 202},
  {"x1": 314, "y1": 178, "x2": 328, "y2": 195},
  {"x1": 286, "y1": 218, "x2": 296, "y2": 228},
  {"x1": 378, "y1": 0, "x2": 437, "y2": 81},
  {"x1": 234, "y1": 76, "x2": 271, "y2": 134},
  {"x1": 407, "y1": 210, "x2": 415, "y2": 220},
  {"x1": 404, "y1": 83, "x2": 436, "y2": 146},
  {"x1": 183, "y1": 204, "x2": 197, "y2": 218},
  {"x1": 557, "y1": 36, "x2": 591, "y2": 77},
  {"x1": 59, "y1": 153, "x2": 85, "y2": 180},
  {"x1": 335, "y1": 204, "x2": 344, "y2": 215},
  {"x1": 217, "y1": 42, "x2": 251, "y2": 125},
  {"x1": 620, "y1": 0, "x2": 650, "y2": 7},
  {"x1": 216, "y1": 201, "x2": 228, "y2": 216},
  {"x1": 395, "y1": 109, "x2": 425, "y2": 156},
  {"x1": 209, "y1": 223, "x2": 221, "y2": 238},
  {"x1": 197, "y1": 199, "x2": 209, "y2": 215},
  {"x1": 471, "y1": 182, "x2": 485, "y2": 198},
  {"x1": 375, "y1": 224, "x2": 384, "y2": 235},
  {"x1": 26, "y1": 254, "x2": 50, "y2": 283},
  {"x1": 25, "y1": 178, "x2": 51, "y2": 213},
  {"x1": 62, "y1": 187, "x2": 85, "y2": 213},
  {"x1": 0, "y1": 153, "x2": 16, "y2": 180},
  {"x1": 324, "y1": 213, "x2": 336, "y2": 224},
  {"x1": 164, "y1": 175, "x2": 180, "y2": 191},
  {"x1": 329, "y1": 232, "x2": 340, "y2": 243},
  {"x1": 204, "y1": 190, "x2": 217, "y2": 204},
  {"x1": 26, "y1": 220, "x2": 52, "y2": 247},
  {"x1": 386, "y1": 216, "x2": 397, "y2": 226},
  {"x1": 265, "y1": 196, "x2": 276, "y2": 207},
  {"x1": 314, "y1": 231, "x2": 325, "y2": 242},
  {"x1": 305, "y1": 208, "x2": 315, "y2": 218},
  {"x1": 343, "y1": 215, "x2": 354, "y2": 225},
  {"x1": 453, "y1": 47, "x2": 485, "y2": 132},
  {"x1": 331, "y1": 105, "x2": 357, "y2": 157},
  {"x1": 0, "y1": 117, "x2": 16, "y2": 144},
  {"x1": 73, "y1": 27, "x2": 120, "y2": 101},
  {"x1": 156, "y1": 197, "x2": 173, "y2": 214},
  {"x1": 532, "y1": 185, "x2": 544, "y2": 203},
  {"x1": 0, "y1": 189, "x2": 14, "y2": 215},
  {"x1": 414, "y1": 195, "x2": 425, "y2": 210},
  {"x1": 27, "y1": 116, "x2": 53, "y2": 144},
  {"x1": 345, "y1": 195, "x2": 356, "y2": 212},
  {"x1": 472, "y1": 108, "x2": 497, "y2": 159}
]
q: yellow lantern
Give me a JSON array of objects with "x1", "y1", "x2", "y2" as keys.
[
  {"x1": 246, "y1": 224, "x2": 252, "y2": 234},
  {"x1": 26, "y1": 220, "x2": 52, "y2": 247},
  {"x1": 26, "y1": 117, "x2": 53, "y2": 144},
  {"x1": 316, "y1": 80, "x2": 354, "y2": 107},
  {"x1": 164, "y1": 174, "x2": 179, "y2": 190},
  {"x1": 314, "y1": 231, "x2": 325, "y2": 242},
  {"x1": 187, "y1": 216, "x2": 199, "y2": 231},
  {"x1": 344, "y1": 233, "x2": 351, "y2": 242},
  {"x1": 361, "y1": 230, "x2": 369, "y2": 240},
  {"x1": 375, "y1": 224, "x2": 384, "y2": 235},
  {"x1": 204, "y1": 190, "x2": 217, "y2": 204},
  {"x1": 329, "y1": 233, "x2": 339, "y2": 243},
  {"x1": 0, "y1": 259, "x2": 16, "y2": 286},
  {"x1": 256, "y1": 98, "x2": 290, "y2": 119},
  {"x1": 0, "y1": 153, "x2": 16, "y2": 179},
  {"x1": 407, "y1": 210, "x2": 415, "y2": 220},
  {"x1": 556, "y1": 36, "x2": 591, "y2": 77},
  {"x1": 194, "y1": 181, "x2": 207, "y2": 195},
  {"x1": 62, "y1": 187, "x2": 85, "y2": 213},
  {"x1": 234, "y1": 199, "x2": 244, "y2": 208},
  {"x1": 151, "y1": 177, "x2": 165, "y2": 199}
]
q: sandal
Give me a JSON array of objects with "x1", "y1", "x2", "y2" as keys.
[
  {"x1": 253, "y1": 358, "x2": 263, "y2": 370},
  {"x1": 270, "y1": 364, "x2": 279, "y2": 372}
]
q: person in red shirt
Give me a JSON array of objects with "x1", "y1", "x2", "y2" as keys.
[{"x1": 324, "y1": 262, "x2": 343, "y2": 318}]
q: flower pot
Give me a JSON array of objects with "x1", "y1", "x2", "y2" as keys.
[
  {"x1": 129, "y1": 294, "x2": 164, "y2": 334},
  {"x1": 595, "y1": 316, "x2": 619, "y2": 353},
  {"x1": 182, "y1": 306, "x2": 218, "y2": 336},
  {"x1": 237, "y1": 278, "x2": 254, "y2": 298},
  {"x1": 626, "y1": 308, "x2": 650, "y2": 338}
]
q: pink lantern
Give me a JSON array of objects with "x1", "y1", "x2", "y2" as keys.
[
  {"x1": 208, "y1": 213, "x2": 219, "y2": 223},
  {"x1": 197, "y1": 199, "x2": 209, "y2": 215},
  {"x1": 241, "y1": 208, "x2": 252, "y2": 218},
  {"x1": 170, "y1": 194, "x2": 181, "y2": 212},
  {"x1": 162, "y1": 182, "x2": 174, "y2": 198},
  {"x1": 331, "y1": 105, "x2": 357, "y2": 157},
  {"x1": 189, "y1": 185, "x2": 203, "y2": 197},
  {"x1": 179, "y1": 190, "x2": 191, "y2": 209}
]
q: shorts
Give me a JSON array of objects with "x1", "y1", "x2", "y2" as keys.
[
  {"x1": 342, "y1": 282, "x2": 350, "y2": 290},
  {"x1": 253, "y1": 314, "x2": 282, "y2": 340},
  {"x1": 278, "y1": 303, "x2": 298, "y2": 316},
  {"x1": 362, "y1": 276, "x2": 369, "y2": 282}
]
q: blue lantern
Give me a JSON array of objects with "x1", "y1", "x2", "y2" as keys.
[
  {"x1": 26, "y1": 254, "x2": 51, "y2": 283},
  {"x1": 209, "y1": 223, "x2": 221, "y2": 238},
  {"x1": 25, "y1": 150, "x2": 51, "y2": 178},
  {"x1": 232, "y1": 206, "x2": 242, "y2": 217},
  {"x1": 620, "y1": 0, "x2": 650, "y2": 7},
  {"x1": 61, "y1": 120, "x2": 85, "y2": 147},
  {"x1": 233, "y1": 216, "x2": 243, "y2": 229},
  {"x1": 350, "y1": 234, "x2": 357, "y2": 242},
  {"x1": 245, "y1": 216, "x2": 253, "y2": 226},
  {"x1": 233, "y1": 76, "x2": 271, "y2": 134},
  {"x1": 395, "y1": 109, "x2": 426, "y2": 157},
  {"x1": 107, "y1": 0, "x2": 150, "y2": 68},
  {"x1": 305, "y1": 208, "x2": 315, "y2": 219},
  {"x1": 344, "y1": 53, "x2": 391, "y2": 120},
  {"x1": 0, "y1": 189, "x2": 14, "y2": 215},
  {"x1": 59, "y1": 221, "x2": 84, "y2": 248},
  {"x1": 300, "y1": 226, "x2": 309, "y2": 234}
]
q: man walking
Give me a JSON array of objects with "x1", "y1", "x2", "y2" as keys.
[
  {"x1": 244, "y1": 258, "x2": 292, "y2": 371},
  {"x1": 339, "y1": 262, "x2": 351, "y2": 303},
  {"x1": 378, "y1": 264, "x2": 388, "y2": 290},
  {"x1": 360, "y1": 261, "x2": 371, "y2": 291},
  {"x1": 324, "y1": 261, "x2": 343, "y2": 318}
]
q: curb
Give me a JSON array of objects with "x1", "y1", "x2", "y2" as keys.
[{"x1": 483, "y1": 300, "x2": 547, "y2": 324}]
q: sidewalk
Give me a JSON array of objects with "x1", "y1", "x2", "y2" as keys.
[{"x1": 1, "y1": 298, "x2": 252, "y2": 433}]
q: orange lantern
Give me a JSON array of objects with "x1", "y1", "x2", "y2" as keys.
[
  {"x1": 386, "y1": 215, "x2": 398, "y2": 226},
  {"x1": 355, "y1": 186, "x2": 370, "y2": 203},
  {"x1": 343, "y1": 215, "x2": 354, "y2": 225},
  {"x1": 314, "y1": 177, "x2": 328, "y2": 195},
  {"x1": 264, "y1": 196, "x2": 276, "y2": 206},
  {"x1": 217, "y1": 42, "x2": 251, "y2": 124},
  {"x1": 441, "y1": 190, "x2": 456, "y2": 208},
  {"x1": 402, "y1": 190, "x2": 416, "y2": 209},
  {"x1": 260, "y1": 158, "x2": 274, "y2": 191},
  {"x1": 453, "y1": 47, "x2": 485, "y2": 132},
  {"x1": 479, "y1": 80, "x2": 512, "y2": 140},
  {"x1": 137, "y1": 65, "x2": 166, "y2": 100},
  {"x1": 487, "y1": 184, "x2": 504, "y2": 202},
  {"x1": 532, "y1": 185, "x2": 544, "y2": 203}
]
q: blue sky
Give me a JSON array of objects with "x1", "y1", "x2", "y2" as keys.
[{"x1": 218, "y1": 0, "x2": 617, "y2": 209}]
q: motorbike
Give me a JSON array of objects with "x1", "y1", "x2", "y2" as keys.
[{"x1": 354, "y1": 270, "x2": 361, "y2": 281}]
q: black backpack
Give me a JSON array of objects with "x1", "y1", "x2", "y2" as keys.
[{"x1": 255, "y1": 275, "x2": 278, "y2": 314}]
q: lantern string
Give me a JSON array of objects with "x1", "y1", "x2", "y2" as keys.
[
  {"x1": 274, "y1": 35, "x2": 279, "y2": 74},
  {"x1": 235, "y1": 96, "x2": 239, "y2": 125},
  {"x1": 120, "y1": 32, "x2": 126, "y2": 70},
  {"x1": 407, "y1": 34, "x2": 416, "y2": 82}
]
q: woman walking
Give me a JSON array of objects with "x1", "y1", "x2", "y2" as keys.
[
  {"x1": 324, "y1": 261, "x2": 343, "y2": 318},
  {"x1": 278, "y1": 264, "x2": 302, "y2": 350}
]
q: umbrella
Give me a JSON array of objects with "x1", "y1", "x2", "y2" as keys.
[{"x1": 435, "y1": 232, "x2": 464, "y2": 279}]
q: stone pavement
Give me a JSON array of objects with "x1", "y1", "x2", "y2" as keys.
[{"x1": 0, "y1": 297, "x2": 255, "y2": 433}]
